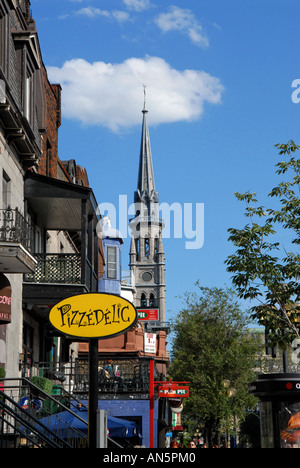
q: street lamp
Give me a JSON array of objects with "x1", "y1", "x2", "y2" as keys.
[
  {"x1": 222, "y1": 379, "x2": 231, "y2": 389},
  {"x1": 193, "y1": 428, "x2": 202, "y2": 447},
  {"x1": 222, "y1": 379, "x2": 237, "y2": 447}
]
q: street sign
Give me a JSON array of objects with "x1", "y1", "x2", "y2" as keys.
[
  {"x1": 144, "y1": 333, "x2": 156, "y2": 353},
  {"x1": 137, "y1": 308, "x2": 159, "y2": 321},
  {"x1": 157, "y1": 383, "x2": 189, "y2": 398},
  {"x1": 49, "y1": 293, "x2": 138, "y2": 339}
]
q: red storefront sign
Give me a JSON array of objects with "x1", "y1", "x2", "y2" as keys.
[
  {"x1": 156, "y1": 381, "x2": 190, "y2": 398},
  {"x1": 0, "y1": 285, "x2": 11, "y2": 324},
  {"x1": 137, "y1": 308, "x2": 159, "y2": 321}
]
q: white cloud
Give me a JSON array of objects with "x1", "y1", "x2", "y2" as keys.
[
  {"x1": 47, "y1": 56, "x2": 223, "y2": 132},
  {"x1": 155, "y1": 6, "x2": 209, "y2": 48},
  {"x1": 123, "y1": 0, "x2": 151, "y2": 11},
  {"x1": 76, "y1": 7, "x2": 108, "y2": 18},
  {"x1": 76, "y1": 7, "x2": 130, "y2": 22}
]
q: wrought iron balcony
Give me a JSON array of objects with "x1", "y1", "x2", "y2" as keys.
[
  {"x1": 24, "y1": 253, "x2": 81, "y2": 284},
  {"x1": 0, "y1": 207, "x2": 36, "y2": 273},
  {"x1": 23, "y1": 254, "x2": 98, "y2": 302},
  {"x1": 0, "y1": 206, "x2": 33, "y2": 251}
]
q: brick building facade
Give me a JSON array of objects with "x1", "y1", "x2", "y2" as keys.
[{"x1": 0, "y1": 0, "x2": 105, "y2": 378}]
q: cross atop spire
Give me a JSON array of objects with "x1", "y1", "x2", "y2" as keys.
[{"x1": 143, "y1": 84, "x2": 147, "y2": 112}]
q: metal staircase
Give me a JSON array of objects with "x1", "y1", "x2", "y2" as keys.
[{"x1": 0, "y1": 378, "x2": 87, "y2": 448}]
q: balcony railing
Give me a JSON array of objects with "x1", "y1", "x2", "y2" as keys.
[
  {"x1": 24, "y1": 253, "x2": 81, "y2": 284},
  {"x1": 23, "y1": 358, "x2": 164, "y2": 396},
  {"x1": 0, "y1": 206, "x2": 33, "y2": 251},
  {"x1": 23, "y1": 254, "x2": 98, "y2": 294}
]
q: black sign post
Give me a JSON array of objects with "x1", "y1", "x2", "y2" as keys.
[{"x1": 88, "y1": 337, "x2": 99, "y2": 449}]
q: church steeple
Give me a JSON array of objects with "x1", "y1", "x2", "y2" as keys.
[
  {"x1": 134, "y1": 93, "x2": 158, "y2": 213},
  {"x1": 129, "y1": 96, "x2": 166, "y2": 325}
]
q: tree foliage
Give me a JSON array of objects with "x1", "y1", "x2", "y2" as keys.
[
  {"x1": 225, "y1": 141, "x2": 300, "y2": 348},
  {"x1": 169, "y1": 284, "x2": 259, "y2": 445}
]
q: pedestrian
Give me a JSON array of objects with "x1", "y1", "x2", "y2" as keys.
[
  {"x1": 188, "y1": 441, "x2": 197, "y2": 448},
  {"x1": 103, "y1": 360, "x2": 114, "y2": 377},
  {"x1": 170, "y1": 440, "x2": 180, "y2": 448}
]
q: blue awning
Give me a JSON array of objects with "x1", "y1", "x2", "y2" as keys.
[{"x1": 26, "y1": 407, "x2": 140, "y2": 439}]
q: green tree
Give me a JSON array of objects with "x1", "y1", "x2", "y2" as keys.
[
  {"x1": 225, "y1": 141, "x2": 300, "y2": 350},
  {"x1": 169, "y1": 284, "x2": 259, "y2": 447}
]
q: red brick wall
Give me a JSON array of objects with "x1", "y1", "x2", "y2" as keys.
[
  {"x1": 38, "y1": 66, "x2": 62, "y2": 179},
  {"x1": 76, "y1": 165, "x2": 90, "y2": 187}
]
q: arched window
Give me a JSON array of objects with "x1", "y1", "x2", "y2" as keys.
[
  {"x1": 154, "y1": 238, "x2": 158, "y2": 259},
  {"x1": 145, "y1": 237, "x2": 150, "y2": 258},
  {"x1": 149, "y1": 293, "x2": 155, "y2": 307},
  {"x1": 135, "y1": 239, "x2": 140, "y2": 261},
  {"x1": 141, "y1": 293, "x2": 147, "y2": 307}
]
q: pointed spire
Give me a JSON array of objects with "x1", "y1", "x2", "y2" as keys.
[
  {"x1": 130, "y1": 235, "x2": 136, "y2": 254},
  {"x1": 143, "y1": 83, "x2": 147, "y2": 112},
  {"x1": 134, "y1": 88, "x2": 159, "y2": 210}
]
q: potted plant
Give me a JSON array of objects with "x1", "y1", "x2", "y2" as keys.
[{"x1": 31, "y1": 376, "x2": 53, "y2": 399}]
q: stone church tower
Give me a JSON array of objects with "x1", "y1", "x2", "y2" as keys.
[{"x1": 129, "y1": 102, "x2": 166, "y2": 324}]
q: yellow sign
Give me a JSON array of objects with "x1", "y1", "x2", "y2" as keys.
[{"x1": 49, "y1": 293, "x2": 138, "y2": 339}]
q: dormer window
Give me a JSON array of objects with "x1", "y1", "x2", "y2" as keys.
[
  {"x1": 107, "y1": 246, "x2": 117, "y2": 279},
  {"x1": 13, "y1": 29, "x2": 40, "y2": 128}
]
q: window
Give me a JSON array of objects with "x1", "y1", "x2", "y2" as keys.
[
  {"x1": 135, "y1": 239, "x2": 140, "y2": 261},
  {"x1": 107, "y1": 246, "x2": 117, "y2": 279},
  {"x1": 141, "y1": 293, "x2": 147, "y2": 307},
  {"x1": 46, "y1": 140, "x2": 51, "y2": 176},
  {"x1": 22, "y1": 322, "x2": 34, "y2": 378},
  {"x1": 34, "y1": 226, "x2": 42, "y2": 253},
  {"x1": 24, "y1": 72, "x2": 33, "y2": 123},
  {"x1": 145, "y1": 237, "x2": 150, "y2": 258},
  {"x1": 142, "y1": 271, "x2": 152, "y2": 282},
  {"x1": 154, "y1": 238, "x2": 158, "y2": 259},
  {"x1": 149, "y1": 293, "x2": 155, "y2": 307},
  {"x1": 2, "y1": 171, "x2": 10, "y2": 209}
]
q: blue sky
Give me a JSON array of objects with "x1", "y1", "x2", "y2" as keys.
[{"x1": 31, "y1": 0, "x2": 299, "y2": 322}]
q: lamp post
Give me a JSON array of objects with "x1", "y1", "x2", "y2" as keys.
[
  {"x1": 222, "y1": 379, "x2": 237, "y2": 448},
  {"x1": 193, "y1": 428, "x2": 203, "y2": 447}
]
